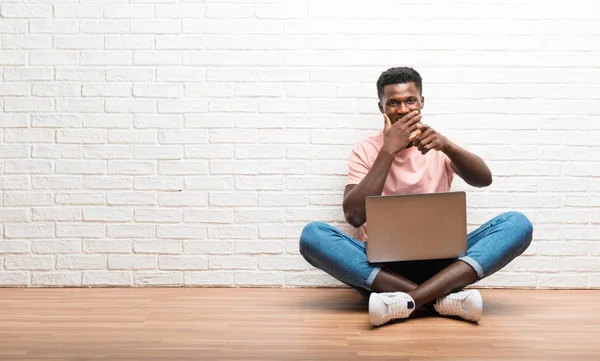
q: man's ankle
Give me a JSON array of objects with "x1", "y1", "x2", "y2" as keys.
[{"x1": 424, "y1": 301, "x2": 438, "y2": 314}]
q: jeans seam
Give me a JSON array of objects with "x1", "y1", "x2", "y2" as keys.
[{"x1": 468, "y1": 221, "x2": 494, "y2": 240}]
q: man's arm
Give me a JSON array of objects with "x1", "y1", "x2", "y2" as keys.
[
  {"x1": 342, "y1": 149, "x2": 396, "y2": 228},
  {"x1": 413, "y1": 124, "x2": 492, "y2": 188},
  {"x1": 444, "y1": 141, "x2": 492, "y2": 188},
  {"x1": 343, "y1": 111, "x2": 422, "y2": 228}
]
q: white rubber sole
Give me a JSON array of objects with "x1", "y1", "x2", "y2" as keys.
[
  {"x1": 468, "y1": 289, "x2": 483, "y2": 322},
  {"x1": 368, "y1": 293, "x2": 387, "y2": 326}
]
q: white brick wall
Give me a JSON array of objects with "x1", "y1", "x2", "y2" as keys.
[{"x1": 1, "y1": 0, "x2": 599, "y2": 289}]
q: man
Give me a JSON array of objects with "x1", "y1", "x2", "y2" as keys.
[{"x1": 299, "y1": 67, "x2": 533, "y2": 327}]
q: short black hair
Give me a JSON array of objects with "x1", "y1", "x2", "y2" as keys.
[{"x1": 376, "y1": 67, "x2": 422, "y2": 100}]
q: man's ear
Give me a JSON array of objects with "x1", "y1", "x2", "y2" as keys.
[
  {"x1": 421, "y1": 96, "x2": 425, "y2": 109},
  {"x1": 378, "y1": 101, "x2": 384, "y2": 113}
]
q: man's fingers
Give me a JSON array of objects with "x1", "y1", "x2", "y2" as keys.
[
  {"x1": 408, "y1": 124, "x2": 422, "y2": 145},
  {"x1": 405, "y1": 114, "x2": 422, "y2": 128},
  {"x1": 417, "y1": 134, "x2": 435, "y2": 152},
  {"x1": 412, "y1": 125, "x2": 430, "y2": 144},
  {"x1": 419, "y1": 136, "x2": 442, "y2": 154},
  {"x1": 409, "y1": 129, "x2": 421, "y2": 142},
  {"x1": 400, "y1": 110, "x2": 421, "y2": 124},
  {"x1": 383, "y1": 113, "x2": 392, "y2": 130},
  {"x1": 422, "y1": 127, "x2": 434, "y2": 139}
]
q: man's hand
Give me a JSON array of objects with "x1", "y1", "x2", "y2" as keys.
[
  {"x1": 381, "y1": 110, "x2": 422, "y2": 155},
  {"x1": 413, "y1": 123, "x2": 492, "y2": 186},
  {"x1": 413, "y1": 124, "x2": 449, "y2": 155}
]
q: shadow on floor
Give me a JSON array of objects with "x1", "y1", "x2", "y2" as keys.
[
  {"x1": 291, "y1": 288, "x2": 513, "y2": 321},
  {"x1": 292, "y1": 289, "x2": 369, "y2": 313}
]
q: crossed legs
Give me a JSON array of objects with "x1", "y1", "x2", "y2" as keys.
[{"x1": 299, "y1": 212, "x2": 533, "y2": 325}]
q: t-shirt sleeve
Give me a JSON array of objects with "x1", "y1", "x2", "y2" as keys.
[{"x1": 347, "y1": 142, "x2": 370, "y2": 185}]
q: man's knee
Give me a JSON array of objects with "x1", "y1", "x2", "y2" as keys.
[
  {"x1": 299, "y1": 221, "x2": 329, "y2": 257},
  {"x1": 503, "y1": 211, "x2": 533, "y2": 249}
]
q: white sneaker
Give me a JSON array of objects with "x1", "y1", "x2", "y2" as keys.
[
  {"x1": 434, "y1": 289, "x2": 483, "y2": 322},
  {"x1": 368, "y1": 292, "x2": 415, "y2": 326}
]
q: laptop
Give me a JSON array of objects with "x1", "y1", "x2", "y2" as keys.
[{"x1": 365, "y1": 191, "x2": 467, "y2": 263}]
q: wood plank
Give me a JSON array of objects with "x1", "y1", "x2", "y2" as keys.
[{"x1": 0, "y1": 288, "x2": 598, "y2": 360}]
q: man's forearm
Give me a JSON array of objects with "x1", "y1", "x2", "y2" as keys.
[
  {"x1": 342, "y1": 149, "x2": 396, "y2": 228},
  {"x1": 443, "y1": 141, "x2": 492, "y2": 187}
]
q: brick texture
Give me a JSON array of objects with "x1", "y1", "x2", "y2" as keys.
[{"x1": 0, "y1": 0, "x2": 598, "y2": 288}]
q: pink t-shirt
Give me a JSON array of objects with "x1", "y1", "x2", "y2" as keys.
[{"x1": 346, "y1": 131, "x2": 455, "y2": 242}]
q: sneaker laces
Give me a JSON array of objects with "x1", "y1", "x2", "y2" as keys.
[
  {"x1": 436, "y1": 295, "x2": 463, "y2": 315},
  {"x1": 386, "y1": 294, "x2": 413, "y2": 318}
]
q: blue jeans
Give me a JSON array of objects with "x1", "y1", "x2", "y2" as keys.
[{"x1": 299, "y1": 211, "x2": 533, "y2": 296}]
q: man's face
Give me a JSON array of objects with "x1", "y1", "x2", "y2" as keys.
[{"x1": 378, "y1": 82, "x2": 424, "y2": 125}]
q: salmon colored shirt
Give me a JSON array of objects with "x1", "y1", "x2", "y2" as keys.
[{"x1": 346, "y1": 131, "x2": 455, "y2": 242}]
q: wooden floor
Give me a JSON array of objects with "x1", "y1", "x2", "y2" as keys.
[{"x1": 0, "y1": 288, "x2": 599, "y2": 361}]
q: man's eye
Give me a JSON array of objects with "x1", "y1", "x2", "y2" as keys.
[{"x1": 408, "y1": 99, "x2": 415, "y2": 104}]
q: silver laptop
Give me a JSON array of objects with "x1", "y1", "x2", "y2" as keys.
[{"x1": 365, "y1": 191, "x2": 467, "y2": 263}]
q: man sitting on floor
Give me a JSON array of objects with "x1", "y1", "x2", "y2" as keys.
[{"x1": 299, "y1": 67, "x2": 533, "y2": 326}]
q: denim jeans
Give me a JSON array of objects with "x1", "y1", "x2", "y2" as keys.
[{"x1": 299, "y1": 211, "x2": 533, "y2": 296}]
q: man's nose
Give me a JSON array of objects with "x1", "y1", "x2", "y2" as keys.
[{"x1": 398, "y1": 103, "x2": 409, "y2": 114}]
